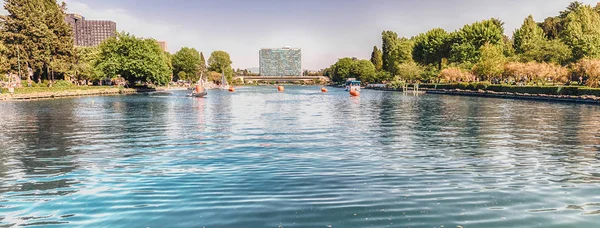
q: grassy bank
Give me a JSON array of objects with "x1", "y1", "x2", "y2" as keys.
[
  {"x1": 1, "y1": 86, "x2": 120, "y2": 95},
  {"x1": 415, "y1": 83, "x2": 600, "y2": 97}
]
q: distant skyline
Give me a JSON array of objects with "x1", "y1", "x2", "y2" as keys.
[{"x1": 1, "y1": 0, "x2": 599, "y2": 70}]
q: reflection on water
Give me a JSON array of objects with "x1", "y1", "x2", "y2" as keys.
[{"x1": 1, "y1": 86, "x2": 600, "y2": 227}]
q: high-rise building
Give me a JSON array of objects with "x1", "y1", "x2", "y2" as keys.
[
  {"x1": 157, "y1": 41, "x2": 168, "y2": 52},
  {"x1": 64, "y1": 14, "x2": 116, "y2": 47},
  {"x1": 259, "y1": 47, "x2": 302, "y2": 76}
]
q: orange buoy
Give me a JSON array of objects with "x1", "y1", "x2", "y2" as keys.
[
  {"x1": 228, "y1": 86, "x2": 235, "y2": 92},
  {"x1": 195, "y1": 85, "x2": 202, "y2": 93},
  {"x1": 321, "y1": 87, "x2": 328, "y2": 93},
  {"x1": 349, "y1": 89, "x2": 360, "y2": 97},
  {"x1": 277, "y1": 85, "x2": 284, "y2": 92}
]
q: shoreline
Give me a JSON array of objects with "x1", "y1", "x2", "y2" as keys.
[
  {"x1": 0, "y1": 87, "x2": 153, "y2": 101},
  {"x1": 366, "y1": 87, "x2": 600, "y2": 104}
]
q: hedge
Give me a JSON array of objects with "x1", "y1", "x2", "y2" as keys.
[{"x1": 416, "y1": 83, "x2": 600, "y2": 97}]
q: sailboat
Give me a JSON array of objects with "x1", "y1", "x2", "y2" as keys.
[
  {"x1": 220, "y1": 70, "x2": 229, "y2": 90},
  {"x1": 188, "y1": 72, "x2": 208, "y2": 98}
]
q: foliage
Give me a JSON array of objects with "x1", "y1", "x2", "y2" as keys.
[
  {"x1": 449, "y1": 19, "x2": 505, "y2": 64},
  {"x1": 472, "y1": 43, "x2": 506, "y2": 81},
  {"x1": 513, "y1": 15, "x2": 547, "y2": 54},
  {"x1": 518, "y1": 39, "x2": 572, "y2": 65},
  {"x1": 208, "y1": 50, "x2": 232, "y2": 72},
  {"x1": 561, "y1": 4, "x2": 600, "y2": 60},
  {"x1": 330, "y1": 57, "x2": 355, "y2": 82},
  {"x1": 172, "y1": 47, "x2": 201, "y2": 82},
  {"x1": 572, "y1": 58, "x2": 600, "y2": 87},
  {"x1": 381, "y1": 31, "x2": 414, "y2": 74},
  {"x1": 395, "y1": 62, "x2": 424, "y2": 82},
  {"x1": 439, "y1": 67, "x2": 475, "y2": 83},
  {"x1": 503, "y1": 62, "x2": 570, "y2": 84},
  {"x1": 350, "y1": 60, "x2": 377, "y2": 83},
  {"x1": 0, "y1": 40, "x2": 8, "y2": 74},
  {"x1": 0, "y1": 0, "x2": 75, "y2": 81},
  {"x1": 95, "y1": 32, "x2": 171, "y2": 85},
  {"x1": 73, "y1": 46, "x2": 100, "y2": 81},
  {"x1": 413, "y1": 28, "x2": 450, "y2": 70},
  {"x1": 370, "y1": 46, "x2": 383, "y2": 71}
]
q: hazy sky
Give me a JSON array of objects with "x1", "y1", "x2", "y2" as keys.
[{"x1": 1, "y1": 0, "x2": 598, "y2": 70}]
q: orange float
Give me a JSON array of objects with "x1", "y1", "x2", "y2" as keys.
[
  {"x1": 195, "y1": 85, "x2": 202, "y2": 93},
  {"x1": 349, "y1": 89, "x2": 360, "y2": 97},
  {"x1": 277, "y1": 85, "x2": 284, "y2": 92},
  {"x1": 228, "y1": 86, "x2": 235, "y2": 92},
  {"x1": 321, "y1": 87, "x2": 328, "y2": 92}
]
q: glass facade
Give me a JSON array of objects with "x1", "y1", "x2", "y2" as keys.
[{"x1": 259, "y1": 47, "x2": 302, "y2": 76}]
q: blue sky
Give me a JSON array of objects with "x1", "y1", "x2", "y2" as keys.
[{"x1": 2, "y1": 0, "x2": 598, "y2": 70}]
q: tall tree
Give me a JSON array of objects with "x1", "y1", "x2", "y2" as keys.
[
  {"x1": 370, "y1": 46, "x2": 383, "y2": 71},
  {"x1": 513, "y1": 15, "x2": 546, "y2": 54},
  {"x1": 0, "y1": 41, "x2": 9, "y2": 75},
  {"x1": 449, "y1": 19, "x2": 505, "y2": 65},
  {"x1": 561, "y1": 4, "x2": 600, "y2": 60},
  {"x1": 413, "y1": 28, "x2": 450, "y2": 70},
  {"x1": 381, "y1": 31, "x2": 398, "y2": 73},
  {"x1": 95, "y1": 33, "x2": 171, "y2": 85},
  {"x1": 208, "y1": 51, "x2": 232, "y2": 73},
  {"x1": 172, "y1": 47, "x2": 201, "y2": 82},
  {"x1": 1, "y1": 0, "x2": 75, "y2": 82},
  {"x1": 73, "y1": 46, "x2": 100, "y2": 82},
  {"x1": 350, "y1": 60, "x2": 377, "y2": 83},
  {"x1": 330, "y1": 57, "x2": 355, "y2": 83},
  {"x1": 472, "y1": 43, "x2": 506, "y2": 81}
]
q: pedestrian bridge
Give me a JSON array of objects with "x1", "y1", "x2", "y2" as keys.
[{"x1": 233, "y1": 76, "x2": 330, "y2": 83}]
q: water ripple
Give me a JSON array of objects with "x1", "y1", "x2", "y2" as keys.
[{"x1": 0, "y1": 87, "x2": 600, "y2": 227}]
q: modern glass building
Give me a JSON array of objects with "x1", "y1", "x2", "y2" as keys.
[{"x1": 259, "y1": 47, "x2": 302, "y2": 76}]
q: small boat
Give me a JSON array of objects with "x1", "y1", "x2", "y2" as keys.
[
  {"x1": 220, "y1": 70, "x2": 229, "y2": 90},
  {"x1": 188, "y1": 72, "x2": 208, "y2": 98},
  {"x1": 345, "y1": 78, "x2": 361, "y2": 91}
]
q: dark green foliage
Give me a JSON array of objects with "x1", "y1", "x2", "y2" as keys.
[
  {"x1": 449, "y1": 19, "x2": 505, "y2": 64},
  {"x1": 95, "y1": 32, "x2": 171, "y2": 85},
  {"x1": 172, "y1": 47, "x2": 201, "y2": 82},
  {"x1": 413, "y1": 28, "x2": 450, "y2": 70},
  {"x1": 0, "y1": 0, "x2": 75, "y2": 80},
  {"x1": 370, "y1": 46, "x2": 383, "y2": 71}
]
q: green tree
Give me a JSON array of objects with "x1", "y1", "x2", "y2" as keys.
[
  {"x1": 350, "y1": 60, "x2": 377, "y2": 83},
  {"x1": 95, "y1": 32, "x2": 171, "y2": 85},
  {"x1": 208, "y1": 50, "x2": 233, "y2": 72},
  {"x1": 472, "y1": 43, "x2": 506, "y2": 81},
  {"x1": 395, "y1": 62, "x2": 424, "y2": 82},
  {"x1": 172, "y1": 47, "x2": 201, "y2": 82},
  {"x1": 381, "y1": 31, "x2": 398, "y2": 73},
  {"x1": 0, "y1": 41, "x2": 9, "y2": 75},
  {"x1": 561, "y1": 4, "x2": 600, "y2": 60},
  {"x1": 370, "y1": 46, "x2": 383, "y2": 71},
  {"x1": 449, "y1": 19, "x2": 505, "y2": 64},
  {"x1": 513, "y1": 15, "x2": 546, "y2": 54},
  {"x1": 73, "y1": 46, "x2": 100, "y2": 82},
  {"x1": 330, "y1": 57, "x2": 355, "y2": 83},
  {"x1": 413, "y1": 28, "x2": 450, "y2": 70},
  {"x1": 520, "y1": 39, "x2": 572, "y2": 65},
  {"x1": 0, "y1": 0, "x2": 75, "y2": 82}
]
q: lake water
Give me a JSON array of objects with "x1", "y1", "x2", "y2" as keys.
[{"x1": 1, "y1": 86, "x2": 600, "y2": 227}]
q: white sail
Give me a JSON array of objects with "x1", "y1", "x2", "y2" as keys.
[{"x1": 221, "y1": 71, "x2": 229, "y2": 89}]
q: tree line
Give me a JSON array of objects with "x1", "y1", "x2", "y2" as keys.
[
  {"x1": 327, "y1": 1, "x2": 600, "y2": 87},
  {"x1": 0, "y1": 0, "x2": 234, "y2": 86}
]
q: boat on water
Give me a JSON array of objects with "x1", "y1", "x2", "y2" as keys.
[
  {"x1": 345, "y1": 78, "x2": 361, "y2": 91},
  {"x1": 219, "y1": 70, "x2": 229, "y2": 90},
  {"x1": 188, "y1": 72, "x2": 208, "y2": 98}
]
